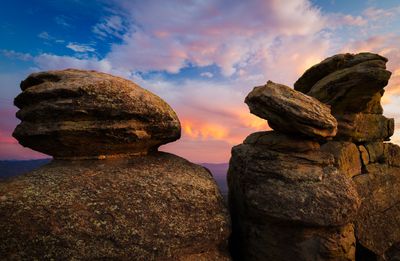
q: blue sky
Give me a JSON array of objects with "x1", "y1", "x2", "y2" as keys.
[{"x1": 1, "y1": 0, "x2": 400, "y2": 162}]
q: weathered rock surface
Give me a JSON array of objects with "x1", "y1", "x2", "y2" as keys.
[
  {"x1": 321, "y1": 141, "x2": 362, "y2": 178},
  {"x1": 294, "y1": 53, "x2": 391, "y2": 115},
  {"x1": 335, "y1": 113, "x2": 394, "y2": 142},
  {"x1": 353, "y1": 163, "x2": 400, "y2": 256},
  {"x1": 363, "y1": 142, "x2": 386, "y2": 164},
  {"x1": 244, "y1": 131, "x2": 320, "y2": 152},
  {"x1": 228, "y1": 142, "x2": 360, "y2": 227},
  {"x1": 294, "y1": 53, "x2": 389, "y2": 100},
  {"x1": 245, "y1": 81, "x2": 337, "y2": 139},
  {"x1": 0, "y1": 153, "x2": 230, "y2": 260},
  {"x1": 304, "y1": 60, "x2": 390, "y2": 114},
  {"x1": 385, "y1": 143, "x2": 400, "y2": 167},
  {"x1": 13, "y1": 69, "x2": 181, "y2": 159},
  {"x1": 235, "y1": 221, "x2": 356, "y2": 261},
  {"x1": 229, "y1": 52, "x2": 399, "y2": 260},
  {"x1": 228, "y1": 139, "x2": 360, "y2": 260}
]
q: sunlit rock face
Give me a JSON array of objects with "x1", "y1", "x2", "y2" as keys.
[
  {"x1": 228, "y1": 53, "x2": 400, "y2": 261},
  {"x1": 0, "y1": 69, "x2": 231, "y2": 260}
]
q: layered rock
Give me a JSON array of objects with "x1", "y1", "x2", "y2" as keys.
[
  {"x1": 294, "y1": 52, "x2": 393, "y2": 143},
  {"x1": 295, "y1": 52, "x2": 400, "y2": 260},
  {"x1": 13, "y1": 69, "x2": 181, "y2": 159},
  {"x1": 229, "y1": 134, "x2": 359, "y2": 259},
  {"x1": 229, "y1": 52, "x2": 399, "y2": 261},
  {"x1": 245, "y1": 81, "x2": 337, "y2": 139},
  {"x1": 0, "y1": 69, "x2": 230, "y2": 260}
]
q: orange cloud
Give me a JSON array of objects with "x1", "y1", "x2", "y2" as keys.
[{"x1": 181, "y1": 119, "x2": 229, "y2": 140}]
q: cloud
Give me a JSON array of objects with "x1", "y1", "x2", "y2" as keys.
[
  {"x1": 363, "y1": 6, "x2": 399, "y2": 20},
  {"x1": 327, "y1": 13, "x2": 367, "y2": 27},
  {"x1": 37, "y1": 31, "x2": 65, "y2": 44},
  {"x1": 92, "y1": 15, "x2": 128, "y2": 39},
  {"x1": 38, "y1": 31, "x2": 52, "y2": 40},
  {"x1": 106, "y1": 0, "x2": 327, "y2": 76},
  {"x1": 2, "y1": 1, "x2": 400, "y2": 161},
  {"x1": 200, "y1": 72, "x2": 213, "y2": 78},
  {"x1": 33, "y1": 53, "x2": 110, "y2": 71},
  {"x1": 54, "y1": 15, "x2": 70, "y2": 27},
  {"x1": 66, "y1": 42, "x2": 96, "y2": 53},
  {"x1": 1, "y1": 50, "x2": 33, "y2": 61}
]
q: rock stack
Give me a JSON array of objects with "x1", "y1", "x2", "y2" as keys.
[
  {"x1": 0, "y1": 69, "x2": 230, "y2": 260},
  {"x1": 295, "y1": 53, "x2": 400, "y2": 259},
  {"x1": 228, "y1": 52, "x2": 400, "y2": 260}
]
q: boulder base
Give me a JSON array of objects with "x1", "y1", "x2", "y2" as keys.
[{"x1": 0, "y1": 153, "x2": 230, "y2": 260}]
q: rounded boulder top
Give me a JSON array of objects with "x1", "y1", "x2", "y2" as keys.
[{"x1": 13, "y1": 69, "x2": 181, "y2": 159}]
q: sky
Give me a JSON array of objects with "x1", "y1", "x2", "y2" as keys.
[{"x1": 0, "y1": 0, "x2": 400, "y2": 163}]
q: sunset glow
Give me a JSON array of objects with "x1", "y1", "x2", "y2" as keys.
[{"x1": 1, "y1": 0, "x2": 400, "y2": 162}]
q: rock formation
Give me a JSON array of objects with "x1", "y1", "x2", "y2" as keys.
[
  {"x1": 245, "y1": 81, "x2": 338, "y2": 139},
  {"x1": 13, "y1": 69, "x2": 180, "y2": 158},
  {"x1": 296, "y1": 53, "x2": 400, "y2": 259},
  {"x1": 228, "y1": 52, "x2": 400, "y2": 260},
  {"x1": 0, "y1": 69, "x2": 230, "y2": 260}
]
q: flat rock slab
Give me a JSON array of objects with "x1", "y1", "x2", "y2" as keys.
[
  {"x1": 245, "y1": 81, "x2": 337, "y2": 139},
  {"x1": 244, "y1": 131, "x2": 320, "y2": 152},
  {"x1": 13, "y1": 69, "x2": 181, "y2": 158},
  {"x1": 0, "y1": 152, "x2": 230, "y2": 260},
  {"x1": 295, "y1": 53, "x2": 391, "y2": 114}
]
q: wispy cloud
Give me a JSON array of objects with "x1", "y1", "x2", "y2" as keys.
[
  {"x1": 37, "y1": 31, "x2": 65, "y2": 43},
  {"x1": 92, "y1": 15, "x2": 127, "y2": 39},
  {"x1": 0, "y1": 50, "x2": 32, "y2": 61},
  {"x1": 54, "y1": 15, "x2": 70, "y2": 27},
  {"x1": 200, "y1": 72, "x2": 213, "y2": 78},
  {"x1": 66, "y1": 42, "x2": 96, "y2": 52}
]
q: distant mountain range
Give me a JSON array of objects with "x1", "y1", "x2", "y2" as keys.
[
  {"x1": 0, "y1": 159, "x2": 229, "y2": 195},
  {"x1": 0, "y1": 159, "x2": 51, "y2": 180}
]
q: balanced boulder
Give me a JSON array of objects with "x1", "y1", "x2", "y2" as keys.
[
  {"x1": 0, "y1": 69, "x2": 230, "y2": 260},
  {"x1": 13, "y1": 69, "x2": 181, "y2": 159},
  {"x1": 245, "y1": 81, "x2": 337, "y2": 139}
]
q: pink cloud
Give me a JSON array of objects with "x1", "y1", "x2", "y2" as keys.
[{"x1": 107, "y1": 0, "x2": 326, "y2": 76}]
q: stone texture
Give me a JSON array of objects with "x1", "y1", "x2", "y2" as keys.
[
  {"x1": 364, "y1": 90, "x2": 384, "y2": 114},
  {"x1": 228, "y1": 141, "x2": 360, "y2": 260},
  {"x1": 244, "y1": 131, "x2": 320, "y2": 152},
  {"x1": 233, "y1": 221, "x2": 356, "y2": 261},
  {"x1": 353, "y1": 164, "x2": 400, "y2": 256},
  {"x1": 228, "y1": 143, "x2": 360, "y2": 226},
  {"x1": 13, "y1": 69, "x2": 181, "y2": 159},
  {"x1": 335, "y1": 113, "x2": 394, "y2": 142},
  {"x1": 385, "y1": 143, "x2": 400, "y2": 167},
  {"x1": 294, "y1": 52, "x2": 389, "y2": 97},
  {"x1": 0, "y1": 153, "x2": 230, "y2": 260},
  {"x1": 305, "y1": 60, "x2": 391, "y2": 114},
  {"x1": 365, "y1": 142, "x2": 386, "y2": 163},
  {"x1": 245, "y1": 81, "x2": 337, "y2": 139},
  {"x1": 320, "y1": 141, "x2": 362, "y2": 178},
  {"x1": 358, "y1": 145, "x2": 370, "y2": 166}
]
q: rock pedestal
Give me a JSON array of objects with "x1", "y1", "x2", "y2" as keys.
[
  {"x1": 229, "y1": 81, "x2": 360, "y2": 260},
  {"x1": 0, "y1": 69, "x2": 230, "y2": 260},
  {"x1": 229, "y1": 52, "x2": 400, "y2": 260}
]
